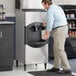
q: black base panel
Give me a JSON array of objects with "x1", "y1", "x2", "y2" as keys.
[
  {"x1": 0, "y1": 66, "x2": 13, "y2": 71},
  {"x1": 29, "y1": 71, "x2": 72, "y2": 76}
]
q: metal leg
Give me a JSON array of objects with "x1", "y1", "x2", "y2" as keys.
[
  {"x1": 35, "y1": 64, "x2": 37, "y2": 69},
  {"x1": 16, "y1": 60, "x2": 18, "y2": 67},
  {"x1": 24, "y1": 64, "x2": 26, "y2": 71},
  {"x1": 35, "y1": 64, "x2": 37, "y2": 67},
  {"x1": 44, "y1": 63, "x2": 47, "y2": 70}
]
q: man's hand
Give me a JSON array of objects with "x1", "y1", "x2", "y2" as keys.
[
  {"x1": 42, "y1": 30, "x2": 50, "y2": 40},
  {"x1": 42, "y1": 22, "x2": 47, "y2": 26}
]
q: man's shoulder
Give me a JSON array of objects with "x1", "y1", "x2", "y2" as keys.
[
  {"x1": 50, "y1": 4, "x2": 60, "y2": 9},
  {"x1": 49, "y1": 4, "x2": 60, "y2": 12}
]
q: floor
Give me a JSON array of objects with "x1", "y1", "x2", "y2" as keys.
[
  {"x1": 0, "y1": 60, "x2": 76, "y2": 76},
  {"x1": 69, "y1": 59, "x2": 76, "y2": 73},
  {"x1": 49, "y1": 59, "x2": 76, "y2": 73}
]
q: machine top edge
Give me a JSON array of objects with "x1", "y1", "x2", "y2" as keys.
[{"x1": 22, "y1": 9, "x2": 46, "y2": 12}]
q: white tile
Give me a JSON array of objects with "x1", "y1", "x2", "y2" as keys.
[{"x1": 0, "y1": 71, "x2": 33, "y2": 76}]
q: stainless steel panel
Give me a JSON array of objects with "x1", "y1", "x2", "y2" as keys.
[
  {"x1": 25, "y1": 44, "x2": 48, "y2": 64},
  {"x1": 22, "y1": 0, "x2": 43, "y2": 9},
  {"x1": 25, "y1": 12, "x2": 46, "y2": 26}
]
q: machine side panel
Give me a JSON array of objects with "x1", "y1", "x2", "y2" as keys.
[{"x1": 16, "y1": 10, "x2": 25, "y2": 64}]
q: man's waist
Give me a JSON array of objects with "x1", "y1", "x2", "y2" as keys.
[{"x1": 52, "y1": 25, "x2": 66, "y2": 30}]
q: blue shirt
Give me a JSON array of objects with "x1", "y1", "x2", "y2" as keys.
[{"x1": 46, "y1": 4, "x2": 67, "y2": 32}]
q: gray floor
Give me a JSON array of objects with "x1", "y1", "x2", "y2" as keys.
[
  {"x1": 69, "y1": 59, "x2": 76, "y2": 73},
  {"x1": 49, "y1": 59, "x2": 76, "y2": 73}
]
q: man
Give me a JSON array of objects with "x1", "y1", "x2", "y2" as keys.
[{"x1": 41, "y1": 0, "x2": 71, "y2": 74}]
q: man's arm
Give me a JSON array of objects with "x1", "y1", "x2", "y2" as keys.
[{"x1": 42, "y1": 9, "x2": 54, "y2": 40}]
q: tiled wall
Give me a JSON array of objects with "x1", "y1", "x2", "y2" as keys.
[
  {"x1": 53, "y1": 0, "x2": 76, "y2": 5},
  {"x1": 0, "y1": 0, "x2": 15, "y2": 17}
]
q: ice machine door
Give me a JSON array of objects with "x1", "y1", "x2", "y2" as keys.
[{"x1": 25, "y1": 22, "x2": 48, "y2": 48}]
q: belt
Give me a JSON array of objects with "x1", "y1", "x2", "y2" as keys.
[{"x1": 52, "y1": 26, "x2": 65, "y2": 30}]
